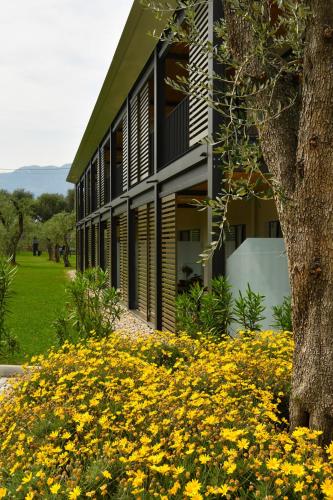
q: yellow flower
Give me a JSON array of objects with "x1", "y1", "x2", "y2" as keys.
[
  {"x1": 168, "y1": 481, "x2": 181, "y2": 495},
  {"x1": 68, "y1": 486, "x2": 81, "y2": 499},
  {"x1": 65, "y1": 441, "x2": 76, "y2": 452},
  {"x1": 294, "y1": 481, "x2": 304, "y2": 493},
  {"x1": 50, "y1": 483, "x2": 61, "y2": 494},
  {"x1": 291, "y1": 464, "x2": 305, "y2": 477},
  {"x1": 25, "y1": 493, "x2": 35, "y2": 500},
  {"x1": 184, "y1": 479, "x2": 202, "y2": 498},
  {"x1": 223, "y1": 460, "x2": 237, "y2": 474},
  {"x1": 266, "y1": 457, "x2": 280, "y2": 471},
  {"x1": 218, "y1": 485, "x2": 229, "y2": 496},
  {"x1": 132, "y1": 470, "x2": 146, "y2": 488},
  {"x1": 237, "y1": 438, "x2": 249, "y2": 450},
  {"x1": 322, "y1": 478, "x2": 333, "y2": 499},
  {"x1": 199, "y1": 454, "x2": 211, "y2": 464},
  {"x1": 102, "y1": 470, "x2": 111, "y2": 479},
  {"x1": 22, "y1": 472, "x2": 33, "y2": 484},
  {"x1": 0, "y1": 488, "x2": 7, "y2": 499}
]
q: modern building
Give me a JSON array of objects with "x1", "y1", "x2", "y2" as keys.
[{"x1": 68, "y1": 0, "x2": 289, "y2": 331}]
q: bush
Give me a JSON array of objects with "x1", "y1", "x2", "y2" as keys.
[
  {"x1": 272, "y1": 295, "x2": 293, "y2": 331},
  {"x1": 0, "y1": 257, "x2": 19, "y2": 355},
  {"x1": 176, "y1": 276, "x2": 233, "y2": 340},
  {"x1": 1, "y1": 330, "x2": 333, "y2": 498},
  {"x1": 234, "y1": 283, "x2": 266, "y2": 331},
  {"x1": 54, "y1": 267, "x2": 122, "y2": 344}
]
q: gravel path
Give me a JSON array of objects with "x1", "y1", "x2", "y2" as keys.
[
  {"x1": 0, "y1": 377, "x2": 9, "y2": 394},
  {"x1": 114, "y1": 310, "x2": 154, "y2": 336}
]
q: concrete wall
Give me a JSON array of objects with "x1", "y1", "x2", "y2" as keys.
[{"x1": 226, "y1": 238, "x2": 290, "y2": 332}]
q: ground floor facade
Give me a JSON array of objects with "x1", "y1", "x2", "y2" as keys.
[{"x1": 76, "y1": 150, "x2": 289, "y2": 331}]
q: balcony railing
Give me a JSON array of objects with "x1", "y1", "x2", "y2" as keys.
[{"x1": 161, "y1": 96, "x2": 189, "y2": 168}]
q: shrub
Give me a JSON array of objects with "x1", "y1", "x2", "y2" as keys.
[
  {"x1": 54, "y1": 267, "x2": 122, "y2": 344},
  {"x1": 1, "y1": 331, "x2": 333, "y2": 498},
  {"x1": 175, "y1": 282, "x2": 203, "y2": 338},
  {"x1": 0, "y1": 257, "x2": 19, "y2": 355},
  {"x1": 199, "y1": 276, "x2": 234, "y2": 339},
  {"x1": 272, "y1": 295, "x2": 293, "y2": 331},
  {"x1": 176, "y1": 276, "x2": 233, "y2": 340},
  {"x1": 234, "y1": 283, "x2": 266, "y2": 331}
]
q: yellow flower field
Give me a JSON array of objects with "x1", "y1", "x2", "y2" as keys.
[{"x1": 0, "y1": 330, "x2": 333, "y2": 499}]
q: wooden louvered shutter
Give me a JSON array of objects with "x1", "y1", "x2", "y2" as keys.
[
  {"x1": 88, "y1": 226, "x2": 92, "y2": 267},
  {"x1": 84, "y1": 226, "x2": 88, "y2": 269},
  {"x1": 91, "y1": 224, "x2": 95, "y2": 267},
  {"x1": 148, "y1": 203, "x2": 155, "y2": 323},
  {"x1": 189, "y1": 1, "x2": 209, "y2": 146},
  {"x1": 161, "y1": 194, "x2": 176, "y2": 332},
  {"x1": 139, "y1": 83, "x2": 150, "y2": 181},
  {"x1": 122, "y1": 112, "x2": 128, "y2": 191},
  {"x1": 100, "y1": 150, "x2": 105, "y2": 207},
  {"x1": 84, "y1": 172, "x2": 89, "y2": 216},
  {"x1": 95, "y1": 224, "x2": 99, "y2": 267},
  {"x1": 96, "y1": 158, "x2": 100, "y2": 209},
  {"x1": 130, "y1": 96, "x2": 139, "y2": 186},
  {"x1": 137, "y1": 205, "x2": 148, "y2": 318},
  {"x1": 119, "y1": 212, "x2": 128, "y2": 303},
  {"x1": 106, "y1": 220, "x2": 112, "y2": 285},
  {"x1": 80, "y1": 228, "x2": 84, "y2": 271},
  {"x1": 76, "y1": 229, "x2": 80, "y2": 271}
]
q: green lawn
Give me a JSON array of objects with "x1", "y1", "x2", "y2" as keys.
[{"x1": 1, "y1": 252, "x2": 75, "y2": 364}]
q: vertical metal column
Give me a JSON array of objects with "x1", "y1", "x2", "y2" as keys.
[
  {"x1": 154, "y1": 183, "x2": 162, "y2": 329},
  {"x1": 207, "y1": 0, "x2": 225, "y2": 281},
  {"x1": 128, "y1": 199, "x2": 136, "y2": 310}
]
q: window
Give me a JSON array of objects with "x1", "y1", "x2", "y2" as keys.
[
  {"x1": 269, "y1": 220, "x2": 283, "y2": 238},
  {"x1": 178, "y1": 229, "x2": 201, "y2": 242},
  {"x1": 225, "y1": 224, "x2": 246, "y2": 259}
]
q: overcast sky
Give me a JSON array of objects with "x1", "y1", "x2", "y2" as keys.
[{"x1": 0, "y1": 0, "x2": 133, "y2": 172}]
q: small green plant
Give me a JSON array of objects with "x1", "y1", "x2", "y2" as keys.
[
  {"x1": 199, "y1": 276, "x2": 234, "y2": 339},
  {"x1": 0, "y1": 257, "x2": 19, "y2": 354},
  {"x1": 176, "y1": 282, "x2": 203, "y2": 338},
  {"x1": 53, "y1": 311, "x2": 73, "y2": 346},
  {"x1": 54, "y1": 267, "x2": 122, "y2": 344},
  {"x1": 176, "y1": 276, "x2": 233, "y2": 340},
  {"x1": 234, "y1": 284, "x2": 266, "y2": 332},
  {"x1": 272, "y1": 296, "x2": 292, "y2": 331}
]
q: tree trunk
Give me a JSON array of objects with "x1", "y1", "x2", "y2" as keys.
[
  {"x1": 54, "y1": 244, "x2": 60, "y2": 263},
  {"x1": 284, "y1": 0, "x2": 333, "y2": 444},
  {"x1": 223, "y1": 0, "x2": 333, "y2": 443},
  {"x1": 63, "y1": 241, "x2": 70, "y2": 268},
  {"x1": 47, "y1": 243, "x2": 53, "y2": 261}
]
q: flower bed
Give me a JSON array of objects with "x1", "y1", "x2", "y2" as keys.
[{"x1": 0, "y1": 331, "x2": 332, "y2": 499}]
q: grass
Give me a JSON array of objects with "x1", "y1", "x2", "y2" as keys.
[{"x1": 1, "y1": 251, "x2": 74, "y2": 364}]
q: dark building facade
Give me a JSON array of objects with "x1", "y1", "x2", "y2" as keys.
[{"x1": 68, "y1": 0, "x2": 284, "y2": 331}]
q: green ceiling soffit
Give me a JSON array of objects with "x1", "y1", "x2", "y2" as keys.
[{"x1": 67, "y1": 0, "x2": 176, "y2": 184}]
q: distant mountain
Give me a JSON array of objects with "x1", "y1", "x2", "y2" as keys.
[{"x1": 0, "y1": 164, "x2": 72, "y2": 197}]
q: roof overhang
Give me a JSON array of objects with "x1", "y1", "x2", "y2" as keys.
[{"x1": 67, "y1": 0, "x2": 176, "y2": 184}]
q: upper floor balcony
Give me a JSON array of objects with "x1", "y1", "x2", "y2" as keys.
[{"x1": 76, "y1": 2, "x2": 210, "y2": 221}]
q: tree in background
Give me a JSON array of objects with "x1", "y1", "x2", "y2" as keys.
[
  {"x1": 33, "y1": 193, "x2": 67, "y2": 222},
  {"x1": 43, "y1": 212, "x2": 75, "y2": 267},
  {"x1": 65, "y1": 189, "x2": 75, "y2": 212},
  {"x1": 148, "y1": 0, "x2": 333, "y2": 443},
  {"x1": 0, "y1": 189, "x2": 33, "y2": 265}
]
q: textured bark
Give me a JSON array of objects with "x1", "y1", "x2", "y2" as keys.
[
  {"x1": 0, "y1": 200, "x2": 25, "y2": 266},
  {"x1": 224, "y1": 0, "x2": 333, "y2": 443}
]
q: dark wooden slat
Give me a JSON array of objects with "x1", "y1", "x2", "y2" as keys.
[{"x1": 161, "y1": 194, "x2": 176, "y2": 332}]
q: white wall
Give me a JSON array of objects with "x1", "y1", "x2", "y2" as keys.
[{"x1": 226, "y1": 238, "x2": 290, "y2": 331}]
